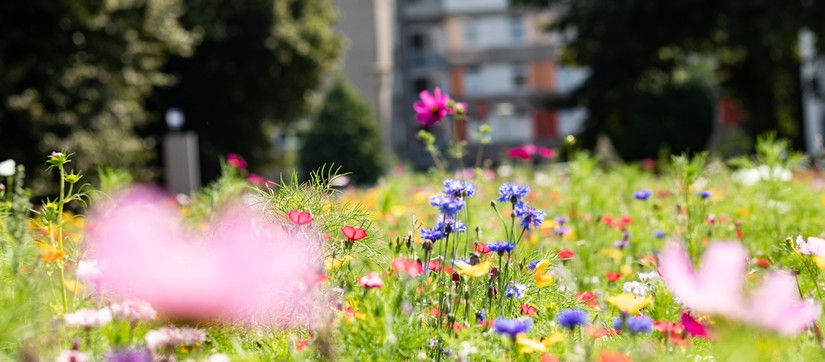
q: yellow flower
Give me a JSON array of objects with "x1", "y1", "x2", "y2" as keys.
[
  {"x1": 620, "y1": 264, "x2": 632, "y2": 277},
  {"x1": 516, "y1": 333, "x2": 564, "y2": 354},
  {"x1": 325, "y1": 255, "x2": 353, "y2": 270},
  {"x1": 534, "y1": 259, "x2": 554, "y2": 288},
  {"x1": 607, "y1": 292, "x2": 650, "y2": 315},
  {"x1": 814, "y1": 256, "x2": 825, "y2": 270},
  {"x1": 456, "y1": 260, "x2": 491, "y2": 278},
  {"x1": 600, "y1": 248, "x2": 623, "y2": 263},
  {"x1": 36, "y1": 242, "x2": 66, "y2": 263},
  {"x1": 64, "y1": 279, "x2": 84, "y2": 293}
]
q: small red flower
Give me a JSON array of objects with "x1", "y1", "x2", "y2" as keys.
[
  {"x1": 341, "y1": 226, "x2": 367, "y2": 242},
  {"x1": 520, "y1": 303, "x2": 538, "y2": 316},
  {"x1": 474, "y1": 242, "x2": 491, "y2": 254},
  {"x1": 227, "y1": 153, "x2": 247, "y2": 169},
  {"x1": 294, "y1": 338, "x2": 309, "y2": 351},
  {"x1": 598, "y1": 350, "x2": 632, "y2": 362},
  {"x1": 557, "y1": 249, "x2": 575, "y2": 259},
  {"x1": 247, "y1": 173, "x2": 268, "y2": 187},
  {"x1": 606, "y1": 272, "x2": 621, "y2": 282},
  {"x1": 288, "y1": 210, "x2": 314, "y2": 225},
  {"x1": 756, "y1": 258, "x2": 771, "y2": 268},
  {"x1": 390, "y1": 257, "x2": 423, "y2": 276},
  {"x1": 576, "y1": 291, "x2": 599, "y2": 307},
  {"x1": 585, "y1": 325, "x2": 615, "y2": 339}
]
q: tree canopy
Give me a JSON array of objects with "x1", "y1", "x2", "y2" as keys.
[{"x1": 513, "y1": 0, "x2": 825, "y2": 152}]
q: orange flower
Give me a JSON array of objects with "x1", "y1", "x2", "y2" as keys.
[{"x1": 36, "y1": 242, "x2": 66, "y2": 263}]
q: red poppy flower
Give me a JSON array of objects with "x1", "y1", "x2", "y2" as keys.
[
  {"x1": 294, "y1": 338, "x2": 309, "y2": 351},
  {"x1": 585, "y1": 325, "x2": 615, "y2": 339},
  {"x1": 520, "y1": 303, "x2": 538, "y2": 316},
  {"x1": 557, "y1": 249, "x2": 575, "y2": 259},
  {"x1": 341, "y1": 226, "x2": 367, "y2": 242},
  {"x1": 756, "y1": 258, "x2": 771, "y2": 268},
  {"x1": 288, "y1": 210, "x2": 314, "y2": 225},
  {"x1": 576, "y1": 291, "x2": 599, "y2": 307},
  {"x1": 606, "y1": 272, "x2": 621, "y2": 282},
  {"x1": 390, "y1": 257, "x2": 423, "y2": 276},
  {"x1": 474, "y1": 242, "x2": 491, "y2": 254}
]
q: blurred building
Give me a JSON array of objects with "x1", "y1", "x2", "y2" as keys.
[
  {"x1": 337, "y1": 0, "x2": 395, "y2": 155},
  {"x1": 394, "y1": 0, "x2": 586, "y2": 167}
]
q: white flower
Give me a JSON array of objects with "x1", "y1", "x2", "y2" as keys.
[
  {"x1": 637, "y1": 271, "x2": 659, "y2": 283},
  {"x1": 0, "y1": 159, "x2": 15, "y2": 177},
  {"x1": 205, "y1": 354, "x2": 231, "y2": 362},
  {"x1": 146, "y1": 325, "x2": 207, "y2": 350},
  {"x1": 110, "y1": 300, "x2": 157, "y2": 323},
  {"x1": 622, "y1": 281, "x2": 648, "y2": 297},
  {"x1": 56, "y1": 350, "x2": 90, "y2": 362},
  {"x1": 64, "y1": 308, "x2": 112, "y2": 328},
  {"x1": 75, "y1": 260, "x2": 101, "y2": 284}
]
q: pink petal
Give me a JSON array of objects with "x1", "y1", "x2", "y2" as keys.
[{"x1": 747, "y1": 272, "x2": 820, "y2": 336}]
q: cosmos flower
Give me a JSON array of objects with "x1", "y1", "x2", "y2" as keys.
[
  {"x1": 556, "y1": 309, "x2": 588, "y2": 329},
  {"x1": 110, "y1": 300, "x2": 157, "y2": 323},
  {"x1": 413, "y1": 88, "x2": 451, "y2": 127},
  {"x1": 56, "y1": 350, "x2": 90, "y2": 362},
  {"x1": 660, "y1": 241, "x2": 821, "y2": 335},
  {"x1": 145, "y1": 325, "x2": 207, "y2": 350},
  {"x1": 357, "y1": 272, "x2": 384, "y2": 289},
  {"x1": 64, "y1": 308, "x2": 112, "y2": 329},
  {"x1": 795, "y1": 235, "x2": 825, "y2": 256}
]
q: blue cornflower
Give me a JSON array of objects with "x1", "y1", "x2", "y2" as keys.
[
  {"x1": 634, "y1": 189, "x2": 652, "y2": 200},
  {"x1": 494, "y1": 317, "x2": 532, "y2": 338},
  {"x1": 106, "y1": 349, "x2": 153, "y2": 362},
  {"x1": 505, "y1": 284, "x2": 527, "y2": 299},
  {"x1": 430, "y1": 195, "x2": 465, "y2": 217},
  {"x1": 516, "y1": 206, "x2": 546, "y2": 230},
  {"x1": 612, "y1": 314, "x2": 653, "y2": 334},
  {"x1": 420, "y1": 227, "x2": 444, "y2": 241},
  {"x1": 698, "y1": 190, "x2": 712, "y2": 199},
  {"x1": 528, "y1": 260, "x2": 541, "y2": 270},
  {"x1": 497, "y1": 183, "x2": 530, "y2": 206},
  {"x1": 436, "y1": 217, "x2": 466, "y2": 234},
  {"x1": 614, "y1": 240, "x2": 629, "y2": 248},
  {"x1": 556, "y1": 308, "x2": 589, "y2": 329},
  {"x1": 653, "y1": 230, "x2": 666, "y2": 239},
  {"x1": 486, "y1": 241, "x2": 515, "y2": 254},
  {"x1": 476, "y1": 309, "x2": 486, "y2": 322},
  {"x1": 443, "y1": 179, "x2": 476, "y2": 199}
]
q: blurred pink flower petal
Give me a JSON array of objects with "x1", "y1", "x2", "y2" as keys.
[
  {"x1": 86, "y1": 188, "x2": 323, "y2": 327},
  {"x1": 795, "y1": 235, "x2": 825, "y2": 256},
  {"x1": 506, "y1": 144, "x2": 555, "y2": 161},
  {"x1": 680, "y1": 312, "x2": 709, "y2": 338},
  {"x1": 661, "y1": 241, "x2": 820, "y2": 336}
]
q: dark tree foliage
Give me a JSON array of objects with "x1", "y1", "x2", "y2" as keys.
[
  {"x1": 299, "y1": 79, "x2": 384, "y2": 185},
  {"x1": 513, "y1": 0, "x2": 825, "y2": 152},
  {"x1": 149, "y1": 0, "x2": 342, "y2": 182},
  {"x1": 0, "y1": 0, "x2": 195, "y2": 193}
]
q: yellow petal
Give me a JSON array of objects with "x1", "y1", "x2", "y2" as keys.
[
  {"x1": 36, "y1": 242, "x2": 66, "y2": 263},
  {"x1": 607, "y1": 292, "x2": 651, "y2": 315},
  {"x1": 64, "y1": 279, "x2": 84, "y2": 293},
  {"x1": 543, "y1": 332, "x2": 564, "y2": 347},
  {"x1": 456, "y1": 260, "x2": 491, "y2": 278},
  {"x1": 620, "y1": 264, "x2": 632, "y2": 277},
  {"x1": 516, "y1": 333, "x2": 546, "y2": 353},
  {"x1": 814, "y1": 256, "x2": 825, "y2": 270}
]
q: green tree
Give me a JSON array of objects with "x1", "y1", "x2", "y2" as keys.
[
  {"x1": 149, "y1": 0, "x2": 342, "y2": 181},
  {"x1": 300, "y1": 79, "x2": 384, "y2": 184},
  {"x1": 0, "y1": 0, "x2": 196, "y2": 192},
  {"x1": 513, "y1": 0, "x2": 825, "y2": 151}
]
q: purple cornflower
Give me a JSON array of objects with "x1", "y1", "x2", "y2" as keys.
[
  {"x1": 430, "y1": 195, "x2": 465, "y2": 217},
  {"x1": 556, "y1": 308, "x2": 588, "y2": 329},
  {"x1": 505, "y1": 284, "x2": 527, "y2": 299},
  {"x1": 437, "y1": 217, "x2": 466, "y2": 234},
  {"x1": 612, "y1": 315, "x2": 653, "y2": 334},
  {"x1": 420, "y1": 227, "x2": 444, "y2": 242},
  {"x1": 554, "y1": 225, "x2": 571, "y2": 236},
  {"x1": 554, "y1": 217, "x2": 568, "y2": 225},
  {"x1": 634, "y1": 189, "x2": 652, "y2": 200},
  {"x1": 614, "y1": 240, "x2": 629, "y2": 248},
  {"x1": 516, "y1": 206, "x2": 546, "y2": 230},
  {"x1": 486, "y1": 241, "x2": 515, "y2": 254},
  {"x1": 443, "y1": 179, "x2": 476, "y2": 199},
  {"x1": 528, "y1": 260, "x2": 541, "y2": 270},
  {"x1": 497, "y1": 183, "x2": 530, "y2": 206},
  {"x1": 494, "y1": 317, "x2": 532, "y2": 338},
  {"x1": 698, "y1": 190, "x2": 712, "y2": 199},
  {"x1": 653, "y1": 230, "x2": 666, "y2": 239},
  {"x1": 106, "y1": 348, "x2": 153, "y2": 362}
]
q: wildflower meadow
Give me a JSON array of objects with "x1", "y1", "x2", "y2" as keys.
[{"x1": 4, "y1": 90, "x2": 825, "y2": 362}]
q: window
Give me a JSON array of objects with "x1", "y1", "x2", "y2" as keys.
[
  {"x1": 509, "y1": 15, "x2": 525, "y2": 44},
  {"x1": 463, "y1": 19, "x2": 478, "y2": 48},
  {"x1": 464, "y1": 65, "x2": 481, "y2": 95},
  {"x1": 413, "y1": 78, "x2": 429, "y2": 93},
  {"x1": 410, "y1": 33, "x2": 426, "y2": 51},
  {"x1": 512, "y1": 63, "x2": 528, "y2": 90}
]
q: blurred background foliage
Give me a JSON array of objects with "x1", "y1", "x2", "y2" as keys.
[
  {"x1": 514, "y1": 0, "x2": 825, "y2": 159},
  {"x1": 0, "y1": 0, "x2": 341, "y2": 195}
]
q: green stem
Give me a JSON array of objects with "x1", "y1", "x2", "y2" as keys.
[{"x1": 57, "y1": 166, "x2": 68, "y2": 312}]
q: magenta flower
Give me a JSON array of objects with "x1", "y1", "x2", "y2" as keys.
[
  {"x1": 506, "y1": 144, "x2": 555, "y2": 161},
  {"x1": 358, "y1": 272, "x2": 384, "y2": 289},
  {"x1": 660, "y1": 241, "x2": 820, "y2": 335},
  {"x1": 413, "y1": 88, "x2": 450, "y2": 127},
  {"x1": 226, "y1": 153, "x2": 247, "y2": 169}
]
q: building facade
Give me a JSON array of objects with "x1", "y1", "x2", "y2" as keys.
[{"x1": 394, "y1": 0, "x2": 586, "y2": 166}]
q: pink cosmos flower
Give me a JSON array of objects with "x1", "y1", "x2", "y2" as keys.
[
  {"x1": 85, "y1": 187, "x2": 323, "y2": 327},
  {"x1": 64, "y1": 307, "x2": 113, "y2": 329},
  {"x1": 358, "y1": 272, "x2": 383, "y2": 289},
  {"x1": 247, "y1": 173, "x2": 267, "y2": 187},
  {"x1": 795, "y1": 235, "x2": 825, "y2": 256},
  {"x1": 413, "y1": 88, "x2": 450, "y2": 127},
  {"x1": 110, "y1": 300, "x2": 157, "y2": 323},
  {"x1": 56, "y1": 350, "x2": 90, "y2": 362},
  {"x1": 226, "y1": 153, "x2": 247, "y2": 169},
  {"x1": 145, "y1": 325, "x2": 207, "y2": 350},
  {"x1": 660, "y1": 241, "x2": 820, "y2": 336},
  {"x1": 506, "y1": 144, "x2": 555, "y2": 161}
]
